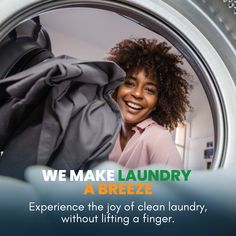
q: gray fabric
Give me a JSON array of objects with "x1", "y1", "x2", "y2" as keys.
[{"x1": 0, "y1": 56, "x2": 125, "y2": 179}]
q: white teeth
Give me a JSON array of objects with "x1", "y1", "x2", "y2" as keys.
[{"x1": 126, "y1": 102, "x2": 143, "y2": 110}]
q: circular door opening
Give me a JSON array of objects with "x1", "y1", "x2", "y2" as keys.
[{"x1": 0, "y1": 0, "x2": 235, "y2": 170}]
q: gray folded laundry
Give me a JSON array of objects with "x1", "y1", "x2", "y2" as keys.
[{"x1": 0, "y1": 56, "x2": 125, "y2": 179}]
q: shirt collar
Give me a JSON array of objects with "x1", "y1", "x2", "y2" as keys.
[{"x1": 132, "y1": 118, "x2": 156, "y2": 132}]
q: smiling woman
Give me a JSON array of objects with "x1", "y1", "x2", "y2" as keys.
[{"x1": 108, "y1": 38, "x2": 192, "y2": 169}]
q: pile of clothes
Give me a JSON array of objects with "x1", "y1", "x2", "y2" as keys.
[{"x1": 0, "y1": 56, "x2": 125, "y2": 179}]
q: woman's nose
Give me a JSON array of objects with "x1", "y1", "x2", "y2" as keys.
[{"x1": 131, "y1": 86, "x2": 143, "y2": 99}]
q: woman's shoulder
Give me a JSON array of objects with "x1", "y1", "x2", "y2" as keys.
[
  {"x1": 136, "y1": 119, "x2": 173, "y2": 148},
  {"x1": 143, "y1": 120, "x2": 170, "y2": 138}
]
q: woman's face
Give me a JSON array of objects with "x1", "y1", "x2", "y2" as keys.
[{"x1": 116, "y1": 69, "x2": 158, "y2": 125}]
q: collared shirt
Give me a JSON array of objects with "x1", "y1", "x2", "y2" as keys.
[{"x1": 109, "y1": 118, "x2": 183, "y2": 169}]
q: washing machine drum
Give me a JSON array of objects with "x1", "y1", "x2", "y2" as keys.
[
  {"x1": 0, "y1": 18, "x2": 54, "y2": 79},
  {"x1": 0, "y1": 0, "x2": 236, "y2": 169}
]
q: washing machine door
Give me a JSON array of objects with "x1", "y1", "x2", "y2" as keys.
[{"x1": 0, "y1": 0, "x2": 236, "y2": 169}]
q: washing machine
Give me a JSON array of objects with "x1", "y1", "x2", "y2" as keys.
[
  {"x1": 1, "y1": 0, "x2": 236, "y2": 170},
  {"x1": 0, "y1": 1, "x2": 236, "y2": 235}
]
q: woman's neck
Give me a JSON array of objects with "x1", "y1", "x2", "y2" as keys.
[{"x1": 120, "y1": 122, "x2": 135, "y2": 150}]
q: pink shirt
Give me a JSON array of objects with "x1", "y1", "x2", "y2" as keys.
[{"x1": 109, "y1": 118, "x2": 183, "y2": 169}]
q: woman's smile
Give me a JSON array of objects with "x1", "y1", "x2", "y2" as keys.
[{"x1": 125, "y1": 101, "x2": 144, "y2": 110}]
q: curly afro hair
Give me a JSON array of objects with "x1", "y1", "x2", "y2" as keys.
[{"x1": 107, "y1": 38, "x2": 192, "y2": 130}]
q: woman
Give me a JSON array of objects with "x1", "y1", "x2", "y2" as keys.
[{"x1": 107, "y1": 38, "x2": 191, "y2": 169}]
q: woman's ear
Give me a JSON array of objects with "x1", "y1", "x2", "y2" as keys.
[{"x1": 153, "y1": 100, "x2": 158, "y2": 111}]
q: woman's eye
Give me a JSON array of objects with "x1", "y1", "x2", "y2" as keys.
[{"x1": 145, "y1": 87, "x2": 157, "y2": 95}]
